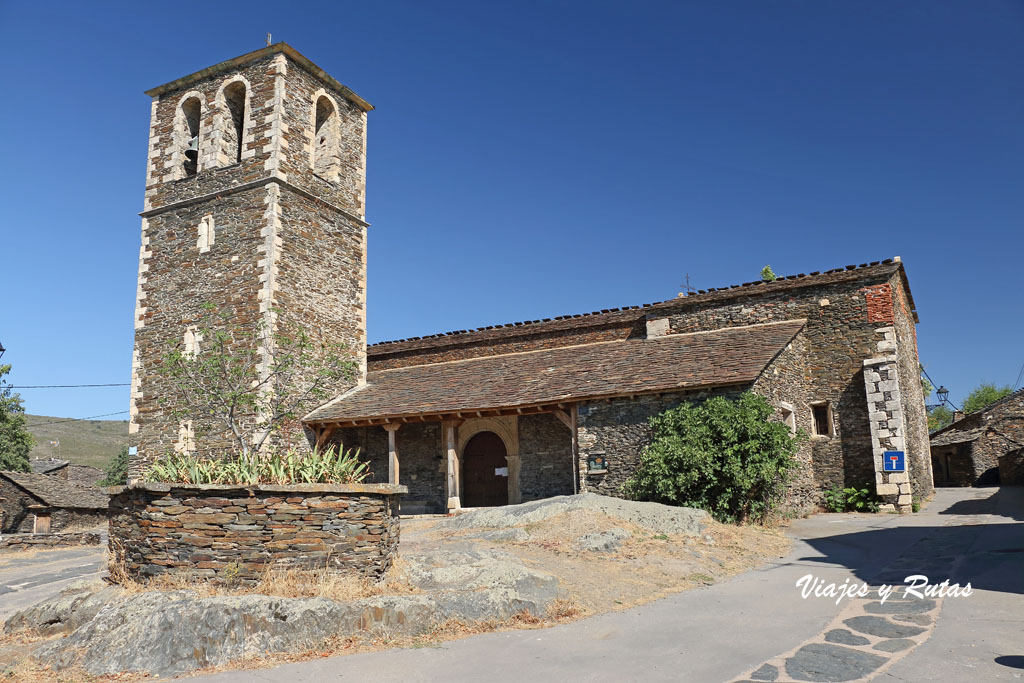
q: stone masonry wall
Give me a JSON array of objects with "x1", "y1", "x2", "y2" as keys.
[
  {"x1": 750, "y1": 333, "x2": 817, "y2": 511},
  {"x1": 368, "y1": 319, "x2": 642, "y2": 371},
  {"x1": 0, "y1": 531, "x2": 101, "y2": 552},
  {"x1": 658, "y1": 274, "x2": 908, "y2": 494},
  {"x1": 889, "y1": 277, "x2": 934, "y2": 497},
  {"x1": 577, "y1": 388, "x2": 742, "y2": 497},
  {"x1": 332, "y1": 423, "x2": 446, "y2": 514},
  {"x1": 108, "y1": 483, "x2": 404, "y2": 583},
  {"x1": 0, "y1": 477, "x2": 41, "y2": 533},
  {"x1": 517, "y1": 413, "x2": 575, "y2": 501}
]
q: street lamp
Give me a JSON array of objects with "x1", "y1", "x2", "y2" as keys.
[
  {"x1": 0, "y1": 340, "x2": 5, "y2": 359},
  {"x1": 936, "y1": 386, "x2": 949, "y2": 405}
]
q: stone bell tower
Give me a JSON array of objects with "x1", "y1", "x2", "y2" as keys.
[{"x1": 128, "y1": 44, "x2": 372, "y2": 477}]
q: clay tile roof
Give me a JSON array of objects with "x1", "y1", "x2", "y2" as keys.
[
  {"x1": 368, "y1": 260, "x2": 905, "y2": 357},
  {"x1": 307, "y1": 320, "x2": 805, "y2": 424},
  {"x1": 0, "y1": 471, "x2": 108, "y2": 509}
]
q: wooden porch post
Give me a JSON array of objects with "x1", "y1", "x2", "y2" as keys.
[
  {"x1": 383, "y1": 423, "x2": 400, "y2": 485},
  {"x1": 570, "y1": 403, "x2": 579, "y2": 495},
  {"x1": 444, "y1": 421, "x2": 461, "y2": 511}
]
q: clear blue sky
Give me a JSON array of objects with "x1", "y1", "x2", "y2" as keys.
[{"x1": 1, "y1": 1, "x2": 1021, "y2": 420}]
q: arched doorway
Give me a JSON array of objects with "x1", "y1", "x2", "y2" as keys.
[{"x1": 462, "y1": 431, "x2": 509, "y2": 507}]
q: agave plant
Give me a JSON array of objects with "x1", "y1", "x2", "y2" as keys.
[{"x1": 147, "y1": 444, "x2": 368, "y2": 485}]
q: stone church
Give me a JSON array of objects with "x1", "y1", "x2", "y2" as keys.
[{"x1": 128, "y1": 44, "x2": 932, "y2": 514}]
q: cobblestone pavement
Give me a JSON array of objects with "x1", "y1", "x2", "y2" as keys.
[{"x1": 193, "y1": 487, "x2": 1022, "y2": 683}]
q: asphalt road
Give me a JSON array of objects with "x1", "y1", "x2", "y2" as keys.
[
  {"x1": 0, "y1": 545, "x2": 105, "y2": 621},
  {"x1": 191, "y1": 487, "x2": 1024, "y2": 683}
]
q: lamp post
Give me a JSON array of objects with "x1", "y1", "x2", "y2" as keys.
[
  {"x1": 936, "y1": 386, "x2": 949, "y2": 406},
  {"x1": 0, "y1": 341, "x2": 5, "y2": 360}
]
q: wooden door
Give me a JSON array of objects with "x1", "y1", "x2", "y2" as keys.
[{"x1": 462, "y1": 432, "x2": 509, "y2": 507}]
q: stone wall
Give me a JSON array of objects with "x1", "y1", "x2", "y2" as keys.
[
  {"x1": 751, "y1": 333, "x2": 817, "y2": 511},
  {"x1": 0, "y1": 478, "x2": 106, "y2": 534},
  {"x1": 0, "y1": 531, "x2": 101, "y2": 552},
  {"x1": 862, "y1": 351, "x2": 913, "y2": 511},
  {"x1": 929, "y1": 390, "x2": 1024, "y2": 486},
  {"x1": 653, "y1": 270, "x2": 928, "y2": 496},
  {"x1": 998, "y1": 450, "x2": 1024, "y2": 486},
  {"x1": 332, "y1": 423, "x2": 445, "y2": 513},
  {"x1": 517, "y1": 413, "x2": 575, "y2": 501},
  {"x1": 108, "y1": 482, "x2": 404, "y2": 583},
  {"x1": 577, "y1": 389, "x2": 741, "y2": 497},
  {"x1": 368, "y1": 316, "x2": 643, "y2": 371}
]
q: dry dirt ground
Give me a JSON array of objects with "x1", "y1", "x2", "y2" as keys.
[{"x1": 405, "y1": 507, "x2": 791, "y2": 614}]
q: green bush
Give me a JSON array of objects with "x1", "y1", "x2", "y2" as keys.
[
  {"x1": 823, "y1": 485, "x2": 880, "y2": 513},
  {"x1": 147, "y1": 445, "x2": 368, "y2": 485},
  {"x1": 624, "y1": 393, "x2": 804, "y2": 523},
  {"x1": 100, "y1": 446, "x2": 130, "y2": 486}
]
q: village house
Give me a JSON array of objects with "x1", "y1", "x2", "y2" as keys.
[
  {"x1": 930, "y1": 389, "x2": 1024, "y2": 487},
  {"x1": 127, "y1": 43, "x2": 932, "y2": 514},
  {"x1": 30, "y1": 458, "x2": 105, "y2": 487},
  {"x1": 0, "y1": 472, "x2": 108, "y2": 534}
]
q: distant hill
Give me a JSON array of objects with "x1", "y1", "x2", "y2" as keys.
[{"x1": 23, "y1": 414, "x2": 128, "y2": 471}]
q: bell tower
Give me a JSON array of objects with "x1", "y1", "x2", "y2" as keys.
[{"x1": 128, "y1": 44, "x2": 373, "y2": 477}]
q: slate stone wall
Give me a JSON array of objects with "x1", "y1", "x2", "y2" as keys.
[
  {"x1": 108, "y1": 483, "x2": 404, "y2": 583},
  {"x1": 332, "y1": 423, "x2": 446, "y2": 513},
  {"x1": 751, "y1": 334, "x2": 817, "y2": 511},
  {"x1": 929, "y1": 391, "x2": 1024, "y2": 486},
  {"x1": 577, "y1": 388, "x2": 742, "y2": 498},
  {"x1": 655, "y1": 272, "x2": 928, "y2": 496},
  {"x1": 517, "y1": 413, "x2": 575, "y2": 501},
  {"x1": 368, "y1": 319, "x2": 642, "y2": 371},
  {"x1": 0, "y1": 531, "x2": 101, "y2": 552}
]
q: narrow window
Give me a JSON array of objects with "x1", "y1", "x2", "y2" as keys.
[
  {"x1": 196, "y1": 214, "x2": 214, "y2": 253},
  {"x1": 781, "y1": 406, "x2": 796, "y2": 434},
  {"x1": 223, "y1": 82, "x2": 247, "y2": 163},
  {"x1": 181, "y1": 97, "x2": 201, "y2": 176},
  {"x1": 811, "y1": 403, "x2": 832, "y2": 436},
  {"x1": 313, "y1": 96, "x2": 339, "y2": 180}
]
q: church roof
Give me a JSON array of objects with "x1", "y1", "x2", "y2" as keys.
[
  {"x1": 367, "y1": 259, "x2": 908, "y2": 358},
  {"x1": 306, "y1": 320, "x2": 805, "y2": 425},
  {"x1": 0, "y1": 472, "x2": 108, "y2": 510}
]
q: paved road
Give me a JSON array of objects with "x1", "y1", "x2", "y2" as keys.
[
  {"x1": 0, "y1": 546, "x2": 105, "y2": 621},
  {"x1": 193, "y1": 487, "x2": 1023, "y2": 683}
]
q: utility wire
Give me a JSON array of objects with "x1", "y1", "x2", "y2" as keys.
[
  {"x1": 25, "y1": 411, "x2": 129, "y2": 427},
  {"x1": 921, "y1": 365, "x2": 960, "y2": 411},
  {"x1": 5, "y1": 383, "x2": 130, "y2": 389},
  {"x1": 1013, "y1": 360, "x2": 1024, "y2": 391}
]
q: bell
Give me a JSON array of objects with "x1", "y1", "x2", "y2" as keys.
[{"x1": 185, "y1": 136, "x2": 199, "y2": 161}]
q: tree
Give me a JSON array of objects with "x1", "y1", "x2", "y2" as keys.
[
  {"x1": 100, "y1": 445, "x2": 130, "y2": 486},
  {"x1": 624, "y1": 393, "x2": 804, "y2": 523},
  {"x1": 0, "y1": 364, "x2": 33, "y2": 472},
  {"x1": 760, "y1": 265, "x2": 777, "y2": 282},
  {"x1": 927, "y1": 405, "x2": 954, "y2": 432},
  {"x1": 962, "y1": 383, "x2": 1013, "y2": 415},
  {"x1": 159, "y1": 304, "x2": 357, "y2": 460}
]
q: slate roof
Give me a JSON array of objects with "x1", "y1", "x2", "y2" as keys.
[
  {"x1": 0, "y1": 472, "x2": 108, "y2": 509},
  {"x1": 929, "y1": 387, "x2": 1024, "y2": 445},
  {"x1": 307, "y1": 320, "x2": 805, "y2": 424},
  {"x1": 30, "y1": 458, "x2": 69, "y2": 475},
  {"x1": 368, "y1": 260, "x2": 906, "y2": 357}
]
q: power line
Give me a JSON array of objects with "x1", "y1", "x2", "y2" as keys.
[
  {"x1": 1013, "y1": 360, "x2": 1024, "y2": 391},
  {"x1": 921, "y1": 365, "x2": 960, "y2": 411},
  {"x1": 25, "y1": 411, "x2": 130, "y2": 427},
  {"x1": 4, "y1": 383, "x2": 130, "y2": 389}
]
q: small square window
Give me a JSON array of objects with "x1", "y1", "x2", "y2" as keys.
[{"x1": 812, "y1": 404, "x2": 832, "y2": 436}]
